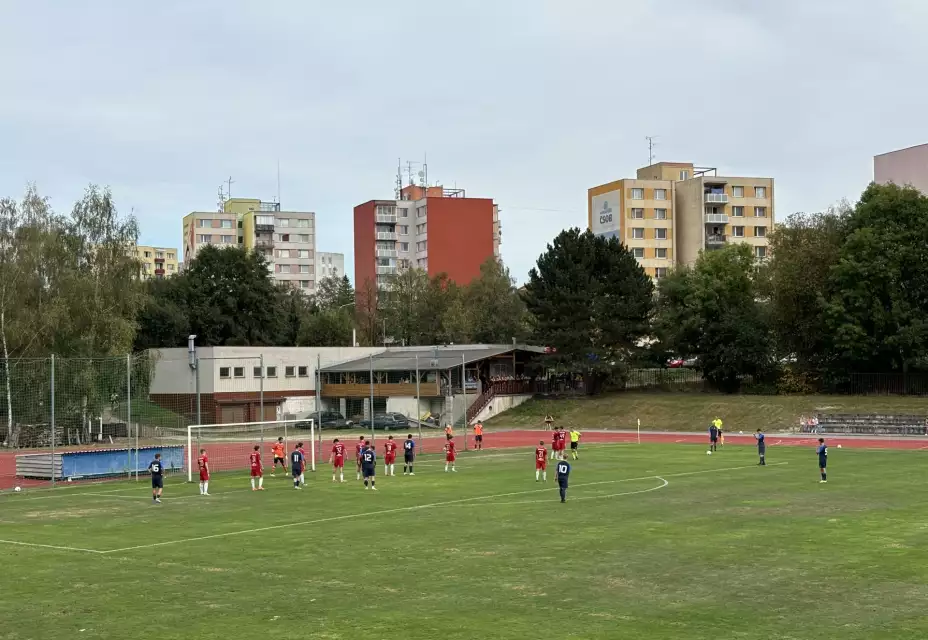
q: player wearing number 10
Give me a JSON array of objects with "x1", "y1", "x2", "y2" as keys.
[{"x1": 556, "y1": 459, "x2": 570, "y2": 503}]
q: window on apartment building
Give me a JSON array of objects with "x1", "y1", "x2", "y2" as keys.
[
  {"x1": 278, "y1": 264, "x2": 291, "y2": 274},
  {"x1": 233, "y1": 367, "x2": 245, "y2": 378},
  {"x1": 656, "y1": 248, "x2": 667, "y2": 259},
  {"x1": 416, "y1": 223, "x2": 427, "y2": 234},
  {"x1": 144, "y1": 251, "x2": 152, "y2": 258},
  {"x1": 632, "y1": 228, "x2": 644, "y2": 239},
  {"x1": 755, "y1": 226, "x2": 767, "y2": 238},
  {"x1": 168, "y1": 264, "x2": 174, "y2": 271},
  {"x1": 298, "y1": 366, "x2": 308, "y2": 377},
  {"x1": 655, "y1": 267, "x2": 668, "y2": 279},
  {"x1": 417, "y1": 207, "x2": 426, "y2": 218},
  {"x1": 300, "y1": 264, "x2": 310, "y2": 274},
  {"x1": 655, "y1": 228, "x2": 667, "y2": 240},
  {"x1": 680, "y1": 170, "x2": 690, "y2": 180},
  {"x1": 197, "y1": 234, "x2": 212, "y2": 243},
  {"x1": 732, "y1": 226, "x2": 745, "y2": 237},
  {"x1": 277, "y1": 249, "x2": 290, "y2": 258},
  {"x1": 398, "y1": 225, "x2": 409, "y2": 235},
  {"x1": 300, "y1": 280, "x2": 313, "y2": 290},
  {"x1": 754, "y1": 186, "x2": 767, "y2": 199},
  {"x1": 754, "y1": 207, "x2": 767, "y2": 217},
  {"x1": 238, "y1": 237, "x2": 244, "y2": 244},
  {"x1": 253, "y1": 366, "x2": 262, "y2": 378},
  {"x1": 266, "y1": 366, "x2": 277, "y2": 378},
  {"x1": 399, "y1": 208, "x2": 409, "y2": 218},
  {"x1": 277, "y1": 218, "x2": 290, "y2": 227},
  {"x1": 630, "y1": 188, "x2": 644, "y2": 200},
  {"x1": 256, "y1": 215, "x2": 274, "y2": 226},
  {"x1": 219, "y1": 367, "x2": 230, "y2": 379},
  {"x1": 400, "y1": 242, "x2": 410, "y2": 251},
  {"x1": 198, "y1": 219, "x2": 210, "y2": 228},
  {"x1": 417, "y1": 258, "x2": 428, "y2": 268},
  {"x1": 655, "y1": 208, "x2": 667, "y2": 220},
  {"x1": 755, "y1": 246, "x2": 767, "y2": 259},
  {"x1": 654, "y1": 188, "x2": 667, "y2": 200},
  {"x1": 285, "y1": 366, "x2": 295, "y2": 378},
  {"x1": 298, "y1": 219, "x2": 311, "y2": 228},
  {"x1": 416, "y1": 240, "x2": 428, "y2": 252},
  {"x1": 299, "y1": 250, "x2": 310, "y2": 259},
  {"x1": 631, "y1": 208, "x2": 644, "y2": 219},
  {"x1": 731, "y1": 206, "x2": 744, "y2": 217},
  {"x1": 222, "y1": 235, "x2": 235, "y2": 243},
  {"x1": 168, "y1": 253, "x2": 175, "y2": 260},
  {"x1": 632, "y1": 248, "x2": 645, "y2": 258},
  {"x1": 278, "y1": 234, "x2": 290, "y2": 242},
  {"x1": 297, "y1": 234, "x2": 310, "y2": 243},
  {"x1": 221, "y1": 219, "x2": 233, "y2": 229},
  {"x1": 732, "y1": 186, "x2": 744, "y2": 198}
]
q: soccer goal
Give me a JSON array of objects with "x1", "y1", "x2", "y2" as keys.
[{"x1": 185, "y1": 419, "x2": 315, "y2": 483}]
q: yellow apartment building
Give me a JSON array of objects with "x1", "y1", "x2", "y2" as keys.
[
  {"x1": 588, "y1": 162, "x2": 774, "y2": 278},
  {"x1": 134, "y1": 245, "x2": 179, "y2": 280}
]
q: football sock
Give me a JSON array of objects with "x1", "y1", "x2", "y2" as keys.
[
  {"x1": 543, "y1": 471, "x2": 547, "y2": 481},
  {"x1": 364, "y1": 480, "x2": 368, "y2": 488},
  {"x1": 340, "y1": 472, "x2": 344, "y2": 481},
  {"x1": 258, "y1": 477, "x2": 264, "y2": 489},
  {"x1": 535, "y1": 470, "x2": 540, "y2": 481},
  {"x1": 445, "y1": 464, "x2": 448, "y2": 472},
  {"x1": 294, "y1": 479, "x2": 299, "y2": 488},
  {"x1": 251, "y1": 478, "x2": 255, "y2": 490},
  {"x1": 300, "y1": 473, "x2": 305, "y2": 484},
  {"x1": 204, "y1": 482, "x2": 208, "y2": 494},
  {"x1": 821, "y1": 472, "x2": 826, "y2": 481}
]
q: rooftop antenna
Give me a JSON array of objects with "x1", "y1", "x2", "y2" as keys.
[
  {"x1": 395, "y1": 158, "x2": 403, "y2": 199},
  {"x1": 646, "y1": 136, "x2": 658, "y2": 165},
  {"x1": 276, "y1": 160, "x2": 281, "y2": 205},
  {"x1": 421, "y1": 153, "x2": 428, "y2": 188},
  {"x1": 217, "y1": 185, "x2": 226, "y2": 212},
  {"x1": 226, "y1": 176, "x2": 235, "y2": 200}
]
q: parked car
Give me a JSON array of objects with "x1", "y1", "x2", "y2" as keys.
[
  {"x1": 666, "y1": 357, "x2": 698, "y2": 369},
  {"x1": 294, "y1": 411, "x2": 353, "y2": 430},
  {"x1": 358, "y1": 413, "x2": 410, "y2": 430}
]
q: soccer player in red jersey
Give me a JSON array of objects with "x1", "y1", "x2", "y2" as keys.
[
  {"x1": 249, "y1": 444, "x2": 264, "y2": 491},
  {"x1": 550, "y1": 428, "x2": 559, "y2": 460},
  {"x1": 557, "y1": 428, "x2": 568, "y2": 460},
  {"x1": 330, "y1": 438, "x2": 346, "y2": 483},
  {"x1": 355, "y1": 435, "x2": 366, "y2": 481},
  {"x1": 384, "y1": 435, "x2": 398, "y2": 476},
  {"x1": 535, "y1": 440, "x2": 548, "y2": 482},
  {"x1": 296, "y1": 442, "x2": 307, "y2": 486},
  {"x1": 444, "y1": 439, "x2": 457, "y2": 473},
  {"x1": 198, "y1": 448, "x2": 210, "y2": 496}
]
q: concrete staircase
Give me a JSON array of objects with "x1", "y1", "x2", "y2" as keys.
[{"x1": 814, "y1": 414, "x2": 928, "y2": 436}]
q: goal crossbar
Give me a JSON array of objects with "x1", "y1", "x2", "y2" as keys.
[{"x1": 186, "y1": 419, "x2": 315, "y2": 482}]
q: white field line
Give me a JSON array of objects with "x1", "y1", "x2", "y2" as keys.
[
  {"x1": 97, "y1": 462, "x2": 786, "y2": 555},
  {"x1": 0, "y1": 539, "x2": 106, "y2": 554},
  {"x1": 455, "y1": 476, "x2": 670, "y2": 507}
]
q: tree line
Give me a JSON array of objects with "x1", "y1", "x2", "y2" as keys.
[{"x1": 3, "y1": 181, "x2": 926, "y2": 405}]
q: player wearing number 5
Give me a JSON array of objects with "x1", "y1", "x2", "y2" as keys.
[
  {"x1": 556, "y1": 459, "x2": 570, "y2": 503},
  {"x1": 148, "y1": 453, "x2": 164, "y2": 504}
]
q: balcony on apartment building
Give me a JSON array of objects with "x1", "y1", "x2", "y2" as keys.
[
  {"x1": 254, "y1": 236, "x2": 275, "y2": 249},
  {"x1": 376, "y1": 231, "x2": 397, "y2": 241},
  {"x1": 705, "y1": 233, "x2": 727, "y2": 247},
  {"x1": 704, "y1": 212, "x2": 729, "y2": 224},
  {"x1": 376, "y1": 265, "x2": 398, "y2": 275},
  {"x1": 375, "y1": 212, "x2": 397, "y2": 224},
  {"x1": 255, "y1": 223, "x2": 275, "y2": 233},
  {"x1": 375, "y1": 247, "x2": 398, "y2": 258},
  {"x1": 704, "y1": 192, "x2": 729, "y2": 204}
]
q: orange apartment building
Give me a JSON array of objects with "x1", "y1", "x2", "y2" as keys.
[{"x1": 353, "y1": 183, "x2": 501, "y2": 298}]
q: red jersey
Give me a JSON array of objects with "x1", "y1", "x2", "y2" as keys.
[
  {"x1": 198, "y1": 454, "x2": 209, "y2": 479},
  {"x1": 356, "y1": 442, "x2": 365, "y2": 458},
  {"x1": 332, "y1": 443, "x2": 346, "y2": 457},
  {"x1": 250, "y1": 452, "x2": 262, "y2": 469},
  {"x1": 535, "y1": 447, "x2": 547, "y2": 463},
  {"x1": 384, "y1": 441, "x2": 397, "y2": 455},
  {"x1": 445, "y1": 441, "x2": 456, "y2": 454},
  {"x1": 552, "y1": 432, "x2": 559, "y2": 445},
  {"x1": 297, "y1": 446, "x2": 307, "y2": 460}
]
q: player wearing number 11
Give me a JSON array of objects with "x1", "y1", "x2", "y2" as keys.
[{"x1": 290, "y1": 446, "x2": 305, "y2": 490}]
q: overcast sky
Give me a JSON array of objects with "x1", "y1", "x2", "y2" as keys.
[{"x1": 2, "y1": 0, "x2": 926, "y2": 284}]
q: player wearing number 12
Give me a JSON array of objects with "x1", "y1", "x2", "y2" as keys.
[
  {"x1": 290, "y1": 447, "x2": 305, "y2": 490},
  {"x1": 148, "y1": 453, "x2": 164, "y2": 503},
  {"x1": 360, "y1": 445, "x2": 377, "y2": 490},
  {"x1": 384, "y1": 436, "x2": 398, "y2": 476},
  {"x1": 535, "y1": 441, "x2": 548, "y2": 482},
  {"x1": 250, "y1": 445, "x2": 265, "y2": 491},
  {"x1": 197, "y1": 449, "x2": 210, "y2": 496}
]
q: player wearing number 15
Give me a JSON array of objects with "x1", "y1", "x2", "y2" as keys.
[
  {"x1": 535, "y1": 441, "x2": 547, "y2": 482},
  {"x1": 148, "y1": 453, "x2": 164, "y2": 504},
  {"x1": 250, "y1": 445, "x2": 265, "y2": 491},
  {"x1": 198, "y1": 449, "x2": 210, "y2": 496},
  {"x1": 290, "y1": 447, "x2": 305, "y2": 490}
]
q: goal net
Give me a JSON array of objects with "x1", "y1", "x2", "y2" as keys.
[{"x1": 185, "y1": 419, "x2": 315, "y2": 483}]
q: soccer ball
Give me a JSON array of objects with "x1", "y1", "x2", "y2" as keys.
[
  {"x1": 836, "y1": 444, "x2": 842, "y2": 449},
  {"x1": 707, "y1": 450, "x2": 712, "y2": 456},
  {"x1": 14, "y1": 486, "x2": 21, "y2": 492}
]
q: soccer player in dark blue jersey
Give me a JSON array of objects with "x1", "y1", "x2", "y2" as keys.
[
  {"x1": 148, "y1": 453, "x2": 164, "y2": 503},
  {"x1": 708, "y1": 424, "x2": 719, "y2": 452},
  {"x1": 556, "y1": 459, "x2": 570, "y2": 503},
  {"x1": 290, "y1": 447, "x2": 305, "y2": 489},
  {"x1": 755, "y1": 429, "x2": 766, "y2": 466},
  {"x1": 817, "y1": 438, "x2": 828, "y2": 483},
  {"x1": 403, "y1": 434, "x2": 416, "y2": 476},
  {"x1": 360, "y1": 444, "x2": 377, "y2": 490}
]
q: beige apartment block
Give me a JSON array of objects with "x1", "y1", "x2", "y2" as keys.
[
  {"x1": 589, "y1": 162, "x2": 774, "y2": 278},
  {"x1": 134, "y1": 245, "x2": 179, "y2": 280}
]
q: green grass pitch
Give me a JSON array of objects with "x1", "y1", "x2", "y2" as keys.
[{"x1": 1, "y1": 443, "x2": 926, "y2": 639}]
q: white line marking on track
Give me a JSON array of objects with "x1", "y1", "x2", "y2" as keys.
[
  {"x1": 0, "y1": 539, "x2": 105, "y2": 554},
  {"x1": 97, "y1": 462, "x2": 786, "y2": 555}
]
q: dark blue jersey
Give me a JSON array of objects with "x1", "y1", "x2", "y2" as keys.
[
  {"x1": 290, "y1": 450, "x2": 304, "y2": 468},
  {"x1": 403, "y1": 439, "x2": 415, "y2": 453},
  {"x1": 556, "y1": 460, "x2": 570, "y2": 483},
  {"x1": 817, "y1": 444, "x2": 827, "y2": 463},
  {"x1": 709, "y1": 426, "x2": 719, "y2": 439},
  {"x1": 755, "y1": 433, "x2": 765, "y2": 446},
  {"x1": 148, "y1": 459, "x2": 164, "y2": 477},
  {"x1": 361, "y1": 449, "x2": 376, "y2": 466}
]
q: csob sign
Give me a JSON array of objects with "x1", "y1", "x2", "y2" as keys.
[{"x1": 590, "y1": 190, "x2": 620, "y2": 239}]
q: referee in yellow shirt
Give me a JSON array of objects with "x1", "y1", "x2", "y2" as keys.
[
  {"x1": 569, "y1": 429, "x2": 581, "y2": 459},
  {"x1": 712, "y1": 417, "x2": 724, "y2": 447}
]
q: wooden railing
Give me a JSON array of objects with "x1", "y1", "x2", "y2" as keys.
[{"x1": 320, "y1": 381, "x2": 440, "y2": 398}]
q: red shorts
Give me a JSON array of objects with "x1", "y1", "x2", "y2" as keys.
[
  {"x1": 446, "y1": 453, "x2": 456, "y2": 462},
  {"x1": 556, "y1": 441, "x2": 565, "y2": 451},
  {"x1": 536, "y1": 460, "x2": 547, "y2": 470},
  {"x1": 199, "y1": 471, "x2": 209, "y2": 481},
  {"x1": 385, "y1": 454, "x2": 396, "y2": 464},
  {"x1": 333, "y1": 455, "x2": 344, "y2": 468},
  {"x1": 250, "y1": 467, "x2": 262, "y2": 478}
]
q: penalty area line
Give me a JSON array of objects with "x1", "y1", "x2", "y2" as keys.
[
  {"x1": 0, "y1": 539, "x2": 106, "y2": 554},
  {"x1": 99, "y1": 462, "x2": 785, "y2": 555}
]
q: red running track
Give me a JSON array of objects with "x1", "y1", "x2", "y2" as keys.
[{"x1": 2, "y1": 430, "x2": 925, "y2": 490}]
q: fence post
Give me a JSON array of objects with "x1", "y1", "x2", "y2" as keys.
[
  {"x1": 195, "y1": 355, "x2": 201, "y2": 425},
  {"x1": 316, "y1": 353, "x2": 322, "y2": 468},
  {"x1": 462, "y1": 354, "x2": 468, "y2": 451},
  {"x1": 50, "y1": 354, "x2": 55, "y2": 487},
  {"x1": 126, "y1": 353, "x2": 132, "y2": 480},
  {"x1": 415, "y1": 355, "x2": 420, "y2": 438},
  {"x1": 369, "y1": 354, "x2": 375, "y2": 444},
  {"x1": 259, "y1": 353, "x2": 265, "y2": 445}
]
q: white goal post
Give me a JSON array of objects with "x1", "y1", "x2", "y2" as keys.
[{"x1": 186, "y1": 419, "x2": 315, "y2": 483}]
